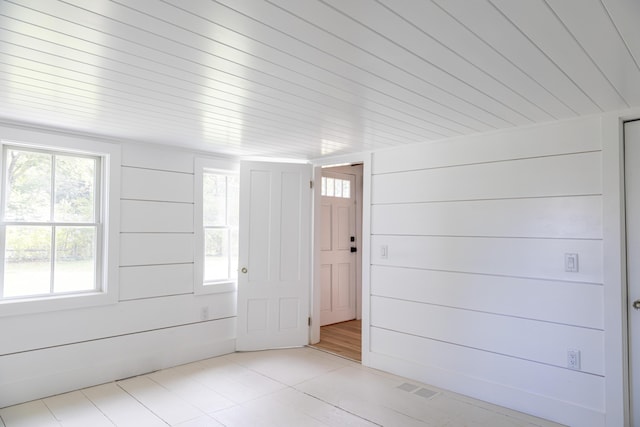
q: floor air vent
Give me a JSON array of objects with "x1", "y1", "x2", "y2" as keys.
[{"x1": 397, "y1": 383, "x2": 439, "y2": 399}]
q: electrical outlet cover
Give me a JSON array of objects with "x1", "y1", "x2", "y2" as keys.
[{"x1": 567, "y1": 349, "x2": 581, "y2": 370}]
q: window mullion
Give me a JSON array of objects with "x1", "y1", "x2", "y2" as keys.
[
  {"x1": 50, "y1": 155, "x2": 56, "y2": 222},
  {"x1": 93, "y1": 158, "x2": 101, "y2": 291},
  {"x1": 50, "y1": 225, "x2": 55, "y2": 293},
  {"x1": 225, "y1": 175, "x2": 229, "y2": 227},
  {"x1": 51, "y1": 155, "x2": 56, "y2": 293},
  {"x1": 50, "y1": 155, "x2": 56, "y2": 293},
  {"x1": 0, "y1": 147, "x2": 6, "y2": 298},
  {"x1": 228, "y1": 224, "x2": 231, "y2": 280},
  {"x1": 224, "y1": 176, "x2": 231, "y2": 278},
  {"x1": 0, "y1": 225, "x2": 5, "y2": 298}
]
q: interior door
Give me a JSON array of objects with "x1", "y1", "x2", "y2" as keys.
[
  {"x1": 625, "y1": 119, "x2": 640, "y2": 426},
  {"x1": 319, "y1": 171, "x2": 356, "y2": 326},
  {"x1": 236, "y1": 161, "x2": 312, "y2": 351}
]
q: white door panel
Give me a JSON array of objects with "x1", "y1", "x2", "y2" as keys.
[
  {"x1": 625, "y1": 119, "x2": 640, "y2": 426},
  {"x1": 236, "y1": 161, "x2": 312, "y2": 351},
  {"x1": 320, "y1": 171, "x2": 356, "y2": 326}
]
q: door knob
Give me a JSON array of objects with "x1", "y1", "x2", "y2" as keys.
[
  {"x1": 634, "y1": 300, "x2": 640, "y2": 310},
  {"x1": 241, "y1": 267, "x2": 248, "y2": 274}
]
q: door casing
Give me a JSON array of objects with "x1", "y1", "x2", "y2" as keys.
[
  {"x1": 319, "y1": 167, "x2": 360, "y2": 326},
  {"x1": 310, "y1": 154, "x2": 371, "y2": 361},
  {"x1": 624, "y1": 119, "x2": 640, "y2": 426}
]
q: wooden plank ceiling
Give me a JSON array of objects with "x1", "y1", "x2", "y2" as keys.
[{"x1": 0, "y1": 0, "x2": 638, "y2": 159}]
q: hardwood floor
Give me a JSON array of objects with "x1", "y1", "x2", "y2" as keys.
[{"x1": 311, "y1": 319, "x2": 361, "y2": 362}]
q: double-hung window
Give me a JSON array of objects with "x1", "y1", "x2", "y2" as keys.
[
  {"x1": 194, "y1": 158, "x2": 239, "y2": 294},
  {"x1": 1, "y1": 146, "x2": 100, "y2": 299},
  {"x1": 0, "y1": 131, "x2": 119, "y2": 316}
]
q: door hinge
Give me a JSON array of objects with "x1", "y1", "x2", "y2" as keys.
[
  {"x1": 308, "y1": 317, "x2": 312, "y2": 326},
  {"x1": 310, "y1": 180, "x2": 314, "y2": 189}
]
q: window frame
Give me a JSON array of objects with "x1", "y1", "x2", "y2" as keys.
[
  {"x1": 0, "y1": 126, "x2": 120, "y2": 317},
  {"x1": 194, "y1": 157, "x2": 239, "y2": 295},
  {"x1": 1, "y1": 146, "x2": 102, "y2": 298}
]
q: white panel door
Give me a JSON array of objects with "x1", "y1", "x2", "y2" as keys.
[
  {"x1": 236, "y1": 161, "x2": 312, "y2": 351},
  {"x1": 625, "y1": 119, "x2": 640, "y2": 426},
  {"x1": 320, "y1": 171, "x2": 356, "y2": 326}
]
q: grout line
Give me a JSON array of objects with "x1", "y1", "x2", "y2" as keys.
[
  {"x1": 79, "y1": 389, "x2": 120, "y2": 427},
  {"x1": 296, "y1": 388, "x2": 384, "y2": 427},
  {"x1": 39, "y1": 399, "x2": 62, "y2": 424},
  {"x1": 113, "y1": 382, "x2": 171, "y2": 426}
]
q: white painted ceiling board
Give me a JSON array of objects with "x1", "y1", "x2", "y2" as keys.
[
  {"x1": 432, "y1": 0, "x2": 603, "y2": 115},
  {"x1": 268, "y1": 0, "x2": 527, "y2": 127},
  {"x1": 545, "y1": 0, "x2": 640, "y2": 106},
  {"x1": 382, "y1": 0, "x2": 577, "y2": 120},
  {"x1": 323, "y1": 0, "x2": 553, "y2": 123},
  {"x1": 186, "y1": 0, "x2": 472, "y2": 137},
  {"x1": 0, "y1": 0, "x2": 638, "y2": 159},
  {"x1": 113, "y1": 0, "x2": 455, "y2": 142},
  {"x1": 215, "y1": 0, "x2": 499, "y2": 133},
  {"x1": 603, "y1": 0, "x2": 640, "y2": 70},
  {"x1": 490, "y1": 0, "x2": 628, "y2": 111}
]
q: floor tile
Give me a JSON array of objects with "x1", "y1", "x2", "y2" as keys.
[
  {"x1": 212, "y1": 389, "x2": 369, "y2": 427},
  {"x1": 293, "y1": 366, "x2": 486, "y2": 427},
  {"x1": 0, "y1": 400, "x2": 60, "y2": 427},
  {"x1": 147, "y1": 368, "x2": 235, "y2": 414},
  {"x1": 268, "y1": 388, "x2": 378, "y2": 426},
  {"x1": 174, "y1": 415, "x2": 224, "y2": 426},
  {"x1": 209, "y1": 405, "x2": 274, "y2": 427},
  {"x1": 116, "y1": 376, "x2": 202, "y2": 425},
  {"x1": 187, "y1": 360, "x2": 286, "y2": 404},
  {"x1": 43, "y1": 391, "x2": 113, "y2": 427},
  {"x1": 0, "y1": 347, "x2": 564, "y2": 427},
  {"x1": 82, "y1": 383, "x2": 166, "y2": 427},
  {"x1": 225, "y1": 347, "x2": 350, "y2": 385}
]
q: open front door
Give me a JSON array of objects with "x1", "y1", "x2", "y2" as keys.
[
  {"x1": 236, "y1": 161, "x2": 312, "y2": 351},
  {"x1": 320, "y1": 170, "x2": 357, "y2": 326}
]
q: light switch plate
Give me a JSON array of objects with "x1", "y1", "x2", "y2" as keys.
[
  {"x1": 565, "y1": 253, "x2": 579, "y2": 272},
  {"x1": 380, "y1": 245, "x2": 388, "y2": 259}
]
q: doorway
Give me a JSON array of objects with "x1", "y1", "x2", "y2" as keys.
[
  {"x1": 311, "y1": 163, "x2": 363, "y2": 362},
  {"x1": 624, "y1": 119, "x2": 640, "y2": 426}
]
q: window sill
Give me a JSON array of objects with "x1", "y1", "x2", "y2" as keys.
[
  {"x1": 195, "y1": 281, "x2": 237, "y2": 295},
  {"x1": 0, "y1": 290, "x2": 117, "y2": 318}
]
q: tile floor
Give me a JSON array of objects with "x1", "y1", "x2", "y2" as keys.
[{"x1": 0, "y1": 347, "x2": 565, "y2": 426}]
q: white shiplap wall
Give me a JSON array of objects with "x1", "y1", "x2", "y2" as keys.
[
  {"x1": 368, "y1": 116, "x2": 605, "y2": 427},
  {"x1": 0, "y1": 141, "x2": 236, "y2": 408}
]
